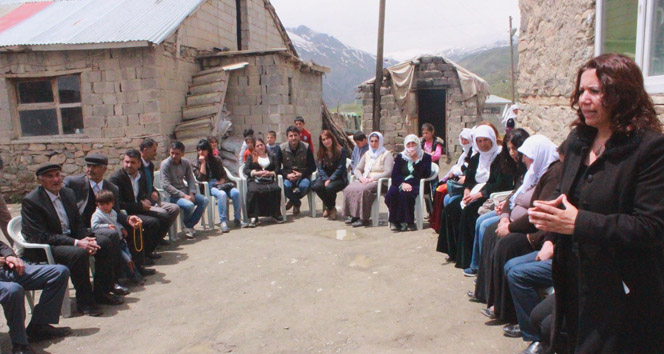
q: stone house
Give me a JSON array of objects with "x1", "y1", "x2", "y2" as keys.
[
  {"x1": 0, "y1": 0, "x2": 326, "y2": 196},
  {"x1": 357, "y1": 55, "x2": 489, "y2": 157},
  {"x1": 517, "y1": 0, "x2": 664, "y2": 142}
]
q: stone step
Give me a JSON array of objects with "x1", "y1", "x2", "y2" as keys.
[
  {"x1": 189, "y1": 81, "x2": 227, "y2": 95},
  {"x1": 186, "y1": 92, "x2": 223, "y2": 107},
  {"x1": 192, "y1": 71, "x2": 227, "y2": 86},
  {"x1": 196, "y1": 66, "x2": 226, "y2": 76},
  {"x1": 182, "y1": 103, "x2": 219, "y2": 120}
]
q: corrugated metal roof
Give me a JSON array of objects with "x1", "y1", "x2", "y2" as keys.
[{"x1": 0, "y1": 0, "x2": 206, "y2": 49}]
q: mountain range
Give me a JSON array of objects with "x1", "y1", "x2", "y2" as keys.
[{"x1": 287, "y1": 25, "x2": 518, "y2": 106}]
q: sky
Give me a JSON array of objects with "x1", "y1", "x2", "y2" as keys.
[{"x1": 270, "y1": 0, "x2": 521, "y2": 60}]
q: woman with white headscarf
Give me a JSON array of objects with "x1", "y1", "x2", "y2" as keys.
[
  {"x1": 437, "y1": 123, "x2": 516, "y2": 266},
  {"x1": 443, "y1": 128, "x2": 474, "y2": 181},
  {"x1": 475, "y1": 135, "x2": 564, "y2": 327},
  {"x1": 343, "y1": 132, "x2": 394, "y2": 227},
  {"x1": 384, "y1": 134, "x2": 432, "y2": 232}
]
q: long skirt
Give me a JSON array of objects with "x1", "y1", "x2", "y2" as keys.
[
  {"x1": 436, "y1": 196, "x2": 485, "y2": 264},
  {"x1": 385, "y1": 184, "x2": 420, "y2": 224},
  {"x1": 343, "y1": 180, "x2": 378, "y2": 221},
  {"x1": 455, "y1": 199, "x2": 485, "y2": 269},
  {"x1": 246, "y1": 180, "x2": 281, "y2": 218},
  {"x1": 430, "y1": 184, "x2": 448, "y2": 233},
  {"x1": 474, "y1": 223, "x2": 499, "y2": 303},
  {"x1": 487, "y1": 232, "x2": 533, "y2": 323}
]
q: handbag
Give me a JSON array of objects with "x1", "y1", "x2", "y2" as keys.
[
  {"x1": 217, "y1": 181, "x2": 237, "y2": 193},
  {"x1": 446, "y1": 180, "x2": 464, "y2": 197}
]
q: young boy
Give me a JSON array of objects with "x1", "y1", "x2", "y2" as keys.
[
  {"x1": 91, "y1": 190, "x2": 144, "y2": 285},
  {"x1": 266, "y1": 130, "x2": 280, "y2": 155},
  {"x1": 294, "y1": 117, "x2": 314, "y2": 153}
]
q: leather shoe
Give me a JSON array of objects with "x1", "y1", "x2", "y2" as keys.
[
  {"x1": 94, "y1": 292, "x2": 124, "y2": 306},
  {"x1": 147, "y1": 252, "x2": 162, "y2": 259},
  {"x1": 293, "y1": 204, "x2": 301, "y2": 215},
  {"x1": 138, "y1": 266, "x2": 156, "y2": 276},
  {"x1": 480, "y1": 308, "x2": 496, "y2": 319},
  {"x1": 519, "y1": 341, "x2": 542, "y2": 354},
  {"x1": 77, "y1": 303, "x2": 103, "y2": 317},
  {"x1": 158, "y1": 239, "x2": 171, "y2": 246},
  {"x1": 285, "y1": 201, "x2": 293, "y2": 210},
  {"x1": 111, "y1": 283, "x2": 130, "y2": 296},
  {"x1": 26, "y1": 324, "x2": 71, "y2": 341},
  {"x1": 503, "y1": 324, "x2": 522, "y2": 338},
  {"x1": 12, "y1": 343, "x2": 35, "y2": 354}
]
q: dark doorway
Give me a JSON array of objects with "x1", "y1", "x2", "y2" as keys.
[{"x1": 417, "y1": 89, "x2": 446, "y2": 147}]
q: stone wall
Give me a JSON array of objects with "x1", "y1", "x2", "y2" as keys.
[
  {"x1": 201, "y1": 52, "x2": 324, "y2": 143},
  {"x1": 178, "y1": 0, "x2": 238, "y2": 51},
  {"x1": 358, "y1": 56, "x2": 484, "y2": 157},
  {"x1": 517, "y1": 0, "x2": 664, "y2": 143}
]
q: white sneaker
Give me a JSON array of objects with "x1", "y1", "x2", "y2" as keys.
[
  {"x1": 220, "y1": 222, "x2": 230, "y2": 233},
  {"x1": 184, "y1": 228, "x2": 195, "y2": 239}
]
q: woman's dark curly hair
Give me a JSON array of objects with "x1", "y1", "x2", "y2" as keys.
[
  {"x1": 570, "y1": 53, "x2": 661, "y2": 134},
  {"x1": 500, "y1": 128, "x2": 529, "y2": 176}
]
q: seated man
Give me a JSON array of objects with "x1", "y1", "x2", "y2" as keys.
[
  {"x1": 21, "y1": 163, "x2": 120, "y2": 316},
  {"x1": 110, "y1": 149, "x2": 166, "y2": 261},
  {"x1": 160, "y1": 141, "x2": 209, "y2": 238},
  {"x1": 0, "y1": 239, "x2": 71, "y2": 354},
  {"x1": 64, "y1": 153, "x2": 153, "y2": 278},
  {"x1": 349, "y1": 131, "x2": 369, "y2": 171},
  {"x1": 138, "y1": 138, "x2": 180, "y2": 244},
  {"x1": 278, "y1": 125, "x2": 316, "y2": 215}
]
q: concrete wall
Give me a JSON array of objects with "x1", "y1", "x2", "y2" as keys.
[
  {"x1": 518, "y1": 0, "x2": 664, "y2": 142},
  {"x1": 178, "y1": 0, "x2": 238, "y2": 51},
  {"x1": 245, "y1": 0, "x2": 288, "y2": 51},
  {"x1": 358, "y1": 56, "x2": 484, "y2": 156},
  {"x1": 201, "y1": 53, "x2": 323, "y2": 144}
]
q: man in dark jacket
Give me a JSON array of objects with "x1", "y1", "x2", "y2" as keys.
[
  {"x1": 0, "y1": 238, "x2": 71, "y2": 353},
  {"x1": 109, "y1": 149, "x2": 164, "y2": 263},
  {"x1": 138, "y1": 138, "x2": 179, "y2": 243},
  {"x1": 21, "y1": 163, "x2": 119, "y2": 316},
  {"x1": 278, "y1": 125, "x2": 316, "y2": 215}
]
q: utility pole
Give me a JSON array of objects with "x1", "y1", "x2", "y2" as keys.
[
  {"x1": 372, "y1": 0, "x2": 386, "y2": 132},
  {"x1": 509, "y1": 16, "x2": 516, "y2": 104}
]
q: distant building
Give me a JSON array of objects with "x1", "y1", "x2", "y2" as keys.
[
  {"x1": 357, "y1": 55, "x2": 489, "y2": 157},
  {"x1": 0, "y1": 0, "x2": 326, "y2": 196},
  {"x1": 517, "y1": 0, "x2": 664, "y2": 142}
]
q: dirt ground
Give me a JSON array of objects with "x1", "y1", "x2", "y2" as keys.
[{"x1": 0, "y1": 198, "x2": 527, "y2": 354}]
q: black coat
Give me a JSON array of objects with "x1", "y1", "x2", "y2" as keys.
[
  {"x1": 551, "y1": 126, "x2": 664, "y2": 353},
  {"x1": 109, "y1": 168, "x2": 150, "y2": 216},
  {"x1": 21, "y1": 186, "x2": 87, "y2": 246},
  {"x1": 243, "y1": 152, "x2": 280, "y2": 181},
  {"x1": 63, "y1": 175, "x2": 129, "y2": 228}
]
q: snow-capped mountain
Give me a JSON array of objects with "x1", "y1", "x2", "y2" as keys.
[
  {"x1": 287, "y1": 25, "x2": 398, "y2": 106},
  {"x1": 438, "y1": 39, "x2": 513, "y2": 61}
]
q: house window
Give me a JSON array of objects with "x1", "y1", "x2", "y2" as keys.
[
  {"x1": 597, "y1": 0, "x2": 664, "y2": 92},
  {"x1": 14, "y1": 75, "x2": 83, "y2": 137}
]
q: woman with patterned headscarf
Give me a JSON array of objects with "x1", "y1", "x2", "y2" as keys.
[{"x1": 384, "y1": 134, "x2": 432, "y2": 232}]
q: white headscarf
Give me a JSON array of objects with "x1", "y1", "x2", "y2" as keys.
[
  {"x1": 511, "y1": 135, "x2": 560, "y2": 205},
  {"x1": 448, "y1": 128, "x2": 473, "y2": 176},
  {"x1": 473, "y1": 125, "x2": 501, "y2": 183},
  {"x1": 401, "y1": 134, "x2": 424, "y2": 163},
  {"x1": 502, "y1": 103, "x2": 519, "y2": 125},
  {"x1": 363, "y1": 131, "x2": 387, "y2": 178}
]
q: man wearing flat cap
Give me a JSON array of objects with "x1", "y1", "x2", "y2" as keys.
[{"x1": 21, "y1": 163, "x2": 116, "y2": 316}]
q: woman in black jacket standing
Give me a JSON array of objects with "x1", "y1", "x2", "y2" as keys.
[{"x1": 529, "y1": 53, "x2": 664, "y2": 353}]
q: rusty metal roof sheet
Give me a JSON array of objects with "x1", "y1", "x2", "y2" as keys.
[{"x1": 0, "y1": 0, "x2": 205, "y2": 50}]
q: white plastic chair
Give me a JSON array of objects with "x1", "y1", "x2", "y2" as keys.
[
  {"x1": 415, "y1": 163, "x2": 440, "y2": 230},
  {"x1": 7, "y1": 216, "x2": 71, "y2": 318},
  {"x1": 197, "y1": 169, "x2": 243, "y2": 228},
  {"x1": 238, "y1": 164, "x2": 286, "y2": 221}
]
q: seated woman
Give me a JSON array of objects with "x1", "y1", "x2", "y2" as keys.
[
  {"x1": 311, "y1": 130, "x2": 348, "y2": 220},
  {"x1": 464, "y1": 128, "x2": 529, "y2": 276},
  {"x1": 474, "y1": 135, "x2": 562, "y2": 325},
  {"x1": 437, "y1": 124, "x2": 515, "y2": 268},
  {"x1": 385, "y1": 134, "x2": 432, "y2": 232},
  {"x1": 343, "y1": 132, "x2": 394, "y2": 227},
  {"x1": 243, "y1": 138, "x2": 284, "y2": 227},
  {"x1": 192, "y1": 139, "x2": 242, "y2": 233}
]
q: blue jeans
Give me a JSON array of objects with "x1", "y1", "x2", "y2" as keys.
[
  {"x1": 469, "y1": 211, "x2": 501, "y2": 270},
  {"x1": 283, "y1": 178, "x2": 311, "y2": 206},
  {"x1": 443, "y1": 194, "x2": 460, "y2": 207},
  {"x1": 505, "y1": 251, "x2": 553, "y2": 342},
  {"x1": 171, "y1": 193, "x2": 209, "y2": 228},
  {"x1": 210, "y1": 186, "x2": 241, "y2": 223}
]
